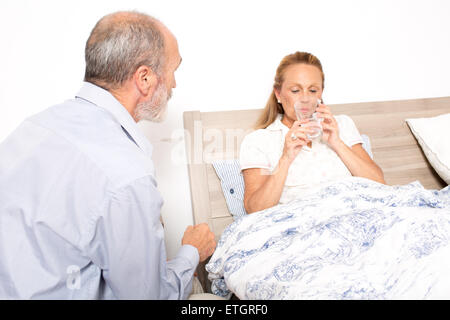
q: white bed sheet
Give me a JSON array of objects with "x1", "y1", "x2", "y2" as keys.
[{"x1": 206, "y1": 177, "x2": 450, "y2": 299}]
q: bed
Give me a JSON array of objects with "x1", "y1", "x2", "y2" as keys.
[{"x1": 183, "y1": 96, "x2": 449, "y2": 298}]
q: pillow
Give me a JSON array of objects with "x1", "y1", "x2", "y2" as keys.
[
  {"x1": 406, "y1": 113, "x2": 450, "y2": 185},
  {"x1": 212, "y1": 136, "x2": 374, "y2": 218},
  {"x1": 212, "y1": 159, "x2": 247, "y2": 218}
]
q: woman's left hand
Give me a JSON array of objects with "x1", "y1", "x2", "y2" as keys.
[{"x1": 316, "y1": 103, "x2": 341, "y2": 149}]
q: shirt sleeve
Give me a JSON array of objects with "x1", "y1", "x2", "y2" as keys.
[
  {"x1": 336, "y1": 115, "x2": 364, "y2": 147},
  {"x1": 239, "y1": 130, "x2": 272, "y2": 171},
  {"x1": 84, "y1": 175, "x2": 199, "y2": 300}
]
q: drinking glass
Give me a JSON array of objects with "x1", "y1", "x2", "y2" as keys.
[{"x1": 293, "y1": 99, "x2": 323, "y2": 140}]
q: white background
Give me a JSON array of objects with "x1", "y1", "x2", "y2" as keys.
[{"x1": 1, "y1": 0, "x2": 450, "y2": 258}]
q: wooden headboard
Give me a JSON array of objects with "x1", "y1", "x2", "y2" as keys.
[{"x1": 183, "y1": 97, "x2": 449, "y2": 240}]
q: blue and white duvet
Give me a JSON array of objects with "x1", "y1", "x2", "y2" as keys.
[{"x1": 206, "y1": 177, "x2": 450, "y2": 299}]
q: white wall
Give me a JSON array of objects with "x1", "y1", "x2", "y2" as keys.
[{"x1": 1, "y1": 0, "x2": 450, "y2": 259}]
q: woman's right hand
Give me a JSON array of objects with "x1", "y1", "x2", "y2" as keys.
[
  {"x1": 281, "y1": 120, "x2": 312, "y2": 164},
  {"x1": 243, "y1": 120, "x2": 312, "y2": 213}
]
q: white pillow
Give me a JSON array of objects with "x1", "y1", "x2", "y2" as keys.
[{"x1": 406, "y1": 113, "x2": 450, "y2": 185}]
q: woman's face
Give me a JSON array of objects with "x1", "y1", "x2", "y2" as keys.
[{"x1": 275, "y1": 63, "x2": 323, "y2": 123}]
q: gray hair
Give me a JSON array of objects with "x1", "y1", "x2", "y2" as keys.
[{"x1": 84, "y1": 11, "x2": 165, "y2": 90}]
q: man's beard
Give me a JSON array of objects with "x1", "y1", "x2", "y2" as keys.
[{"x1": 134, "y1": 80, "x2": 171, "y2": 122}]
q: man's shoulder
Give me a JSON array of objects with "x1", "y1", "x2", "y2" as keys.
[
  {"x1": 28, "y1": 100, "x2": 155, "y2": 185},
  {"x1": 29, "y1": 98, "x2": 116, "y2": 135}
]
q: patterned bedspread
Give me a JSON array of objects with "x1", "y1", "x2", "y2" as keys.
[{"x1": 206, "y1": 177, "x2": 450, "y2": 299}]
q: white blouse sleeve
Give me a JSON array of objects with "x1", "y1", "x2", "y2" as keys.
[
  {"x1": 336, "y1": 115, "x2": 364, "y2": 147},
  {"x1": 239, "y1": 130, "x2": 272, "y2": 171}
]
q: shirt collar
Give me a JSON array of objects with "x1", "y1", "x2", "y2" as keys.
[
  {"x1": 266, "y1": 114, "x2": 289, "y2": 132},
  {"x1": 75, "y1": 82, "x2": 153, "y2": 157}
]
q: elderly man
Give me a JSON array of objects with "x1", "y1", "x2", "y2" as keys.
[{"x1": 0, "y1": 11, "x2": 217, "y2": 299}]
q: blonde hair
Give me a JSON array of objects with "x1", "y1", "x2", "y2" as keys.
[{"x1": 255, "y1": 52, "x2": 325, "y2": 129}]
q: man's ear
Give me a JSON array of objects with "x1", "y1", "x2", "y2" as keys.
[{"x1": 134, "y1": 65, "x2": 158, "y2": 98}]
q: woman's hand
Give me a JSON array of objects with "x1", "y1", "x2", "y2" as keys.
[
  {"x1": 243, "y1": 120, "x2": 313, "y2": 214},
  {"x1": 316, "y1": 103, "x2": 341, "y2": 150},
  {"x1": 282, "y1": 120, "x2": 312, "y2": 164}
]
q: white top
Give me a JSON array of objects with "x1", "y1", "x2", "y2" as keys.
[{"x1": 240, "y1": 114, "x2": 363, "y2": 204}]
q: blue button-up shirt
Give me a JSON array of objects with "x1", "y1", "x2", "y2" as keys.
[{"x1": 0, "y1": 82, "x2": 199, "y2": 299}]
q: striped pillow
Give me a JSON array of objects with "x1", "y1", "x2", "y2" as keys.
[{"x1": 212, "y1": 159, "x2": 247, "y2": 218}]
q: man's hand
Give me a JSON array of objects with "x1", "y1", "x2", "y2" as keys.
[{"x1": 182, "y1": 223, "x2": 216, "y2": 262}]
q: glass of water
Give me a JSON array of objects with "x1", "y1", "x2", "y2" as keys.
[{"x1": 294, "y1": 99, "x2": 323, "y2": 140}]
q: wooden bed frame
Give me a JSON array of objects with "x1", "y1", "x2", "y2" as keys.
[{"x1": 183, "y1": 96, "x2": 449, "y2": 292}]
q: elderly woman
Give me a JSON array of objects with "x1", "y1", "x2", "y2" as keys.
[{"x1": 240, "y1": 52, "x2": 385, "y2": 213}]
